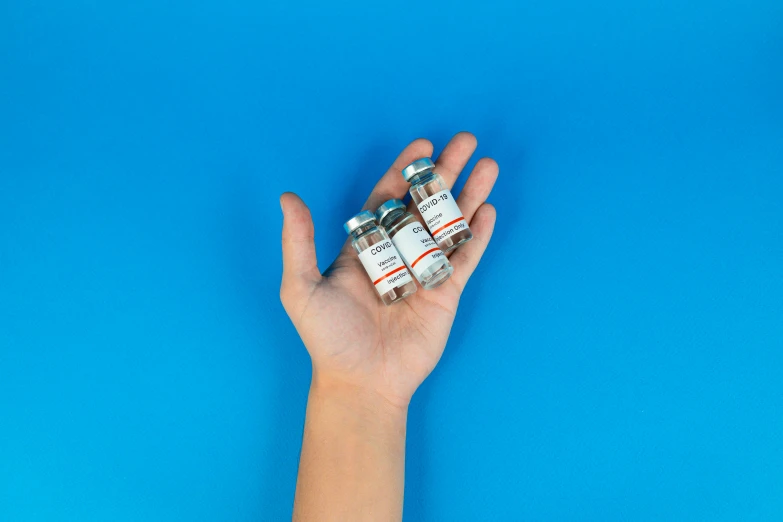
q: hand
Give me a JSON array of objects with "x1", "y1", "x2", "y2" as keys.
[{"x1": 280, "y1": 132, "x2": 498, "y2": 409}]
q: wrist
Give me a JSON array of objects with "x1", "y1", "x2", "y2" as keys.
[
  {"x1": 310, "y1": 371, "x2": 409, "y2": 424},
  {"x1": 296, "y1": 372, "x2": 408, "y2": 521}
]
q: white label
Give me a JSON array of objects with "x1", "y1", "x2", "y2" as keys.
[
  {"x1": 357, "y1": 240, "x2": 414, "y2": 295},
  {"x1": 416, "y1": 189, "x2": 469, "y2": 245},
  {"x1": 390, "y1": 222, "x2": 446, "y2": 280}
]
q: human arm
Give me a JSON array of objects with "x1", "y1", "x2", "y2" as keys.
[
  {"x1": 293, "y1": 379, "x2": 407, "y2": 521},
  {"x1": 280, "y1": 133, "x2": 499, "y2": 521}
]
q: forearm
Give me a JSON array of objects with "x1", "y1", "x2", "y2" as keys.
[{"x1": 293, "y1": 374, "x2": 408, "y2": 522}]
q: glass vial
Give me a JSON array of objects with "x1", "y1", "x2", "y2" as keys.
[
  {"x1": 344, "y1": 210, "x2": 417, "y2": 305},
  {"x1": 375, "y1": 199, "x2": 453, "y2": 290},
  {"x1": 402, "y1": 158, "x2": 473, "y2": 253}
]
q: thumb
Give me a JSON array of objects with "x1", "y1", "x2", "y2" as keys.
[{"x1": 280, "y1": 192, "x2": 321, "y2": 292}]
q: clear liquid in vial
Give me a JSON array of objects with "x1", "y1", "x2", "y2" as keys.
[
  {"x1": 353, "y1": 228, "x2": 417, "y2": 305},
  {"x1": 409, "y1": 174, "x2": 473, "y2": 253},
  {"x1": 382, "y1": 210, "x2": 453, "y2": 290}
]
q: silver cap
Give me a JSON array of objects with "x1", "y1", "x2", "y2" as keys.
[
  {"x1": 375, "y1": 199, "x2": 406, "y2": 224},
  {"x1": 401, "y1": 157, "x2": 435, "y2": 181},
  {"x1": 343, "y1": 210, "x2": 376, "y2": 234}
]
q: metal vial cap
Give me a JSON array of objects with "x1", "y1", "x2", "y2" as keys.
[
  {"x1": 344, "y1": 210, "x2": 376, "y2": 234},
  {"x1": 375, "y1": 199, "x2": 406, "y2": 224},
  {"x1": 401, "y1": 157, "x2": 435, "y2": 182}
]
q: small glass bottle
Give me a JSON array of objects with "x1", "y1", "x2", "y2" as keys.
[
  {"x1": 375, "y1": 199, "x2": 453, "y2": 290},
  {"x1": 402, "y1": 158, "x2": 473, "y2": 253},
  {"x1": 344, "y1": 210, "x2": 417, "y2": 305}
]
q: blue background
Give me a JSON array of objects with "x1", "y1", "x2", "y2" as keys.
[{"x1": 1, "y1": 0, "x2": 782, "y2": 520}]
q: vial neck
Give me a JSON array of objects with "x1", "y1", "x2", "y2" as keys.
[
  {"x1": 379, "y1": 208, "x2": 406, "y2": 228},
  {"x1": 350, "y1": 223, "x2": 377, "y2": 240},
  {"x1": 407, "y1": 170, "x2": 436, "y2": 186}
]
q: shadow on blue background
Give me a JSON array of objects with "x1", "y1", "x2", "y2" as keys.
[{"x1": 1, "y1": 0, "x2": 782, "y2": 520}]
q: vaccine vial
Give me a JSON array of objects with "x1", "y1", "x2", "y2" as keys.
[
  {"x1": 344, "y1": 210, "x2": 417, "y2": 305},
  {"x1": 375, "y1": 199, "x2": 453, "y2": 290},
  {"x1": 402, "y1": 158, "x2": 473, "y2": 253}
]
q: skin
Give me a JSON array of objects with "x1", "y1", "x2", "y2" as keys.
[{"x1": 280, "y1": 132, "x2": 499, "y2": 521}]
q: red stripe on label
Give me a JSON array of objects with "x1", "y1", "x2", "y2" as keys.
[
  {"x1": 411, "y1": 247, "x2": 441, "y2": 268},
  {"x1": 430, "y1": 217, "x2": 465, "y2": 236},
  {"x1": 373, "y1": 265, "x2": 407, "y2": 285}
]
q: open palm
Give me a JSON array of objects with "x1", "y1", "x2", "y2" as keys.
[{"x1": 280, "y1": 133, "x2": 498, "y2": 407}]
